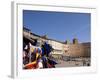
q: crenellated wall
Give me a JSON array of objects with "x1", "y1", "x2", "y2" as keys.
[{"x1": 63, "y1": 43, "x2": 90, "y2": 57}]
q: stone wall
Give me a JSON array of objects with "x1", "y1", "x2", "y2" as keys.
[{"x1": 63, "y1": 43, "x2": 91, "y2": 57}]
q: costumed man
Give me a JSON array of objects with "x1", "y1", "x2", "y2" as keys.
[
  {"x1": 23, "y1": 42, "x2": 43, "y2": 69},
  {"x1": 41, "y1": 42, "x2": 57, "y2": 68}
]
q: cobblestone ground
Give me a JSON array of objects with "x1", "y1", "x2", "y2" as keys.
[{"x1": 55, "y1": 57, "x2": 90, "y2": 67}]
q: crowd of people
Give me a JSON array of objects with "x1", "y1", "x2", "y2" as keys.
[{"x1": 23, "y1": 39, "x2": 57, "y2": 69}]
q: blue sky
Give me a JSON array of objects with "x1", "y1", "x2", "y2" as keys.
[{"x1": 23, "y1": 10, "x2": 91, "y2": 43}]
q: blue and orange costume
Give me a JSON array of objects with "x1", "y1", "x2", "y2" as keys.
[{"x1": 23, "y1": 42, "x2": 57, "y2": 69}]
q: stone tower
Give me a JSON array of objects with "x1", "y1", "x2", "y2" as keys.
[
  {"x1": 42, "y1": 35, "x2": 48, "y2": 39},
  {"x1": 65, "y1": 40, "x2": 69, "y2": 44},
  {"x1": 73, "y1": 38, "x2": 78, "y2": 44}
]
